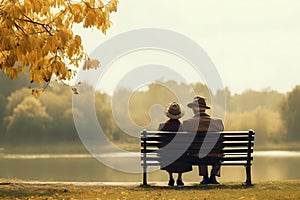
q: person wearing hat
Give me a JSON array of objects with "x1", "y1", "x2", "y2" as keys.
[
  {"x1": 158, "y1": 102, "x2": 192, "y2": 186},
  {"x1": 183, "y1": 96, "x2": 224, "y2": 184}
]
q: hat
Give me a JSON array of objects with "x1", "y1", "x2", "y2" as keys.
[
  {"x1": 187, "y1": 96, "x2": 211, "y2": 109},
  {"x1": 165, "y1": 102, "x2": 185, "y2": 119}
]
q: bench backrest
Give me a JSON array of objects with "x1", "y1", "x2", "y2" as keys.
[{"x1": 141, "y1": 130, "x2": 255, "y2": 167}]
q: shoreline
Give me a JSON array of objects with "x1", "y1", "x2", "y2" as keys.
[
  {"x1": 1, "y1": 141, "x2": 300, "y2": 154},
  {"x1": 1, "y1": 149, "x2": 300, "y2": 158}
]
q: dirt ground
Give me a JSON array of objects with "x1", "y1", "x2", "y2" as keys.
[{"x1": 1, "y1": 180, "x2": 300, "y2": 199}]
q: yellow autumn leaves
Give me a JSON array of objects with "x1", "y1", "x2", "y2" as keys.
[{"x1": 0, "y1": 0, "x2": 119, "y2": 96}]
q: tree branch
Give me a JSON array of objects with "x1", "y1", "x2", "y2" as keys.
[
  {"x1": 14, "y1": 22, "x2": 27, "y2": 35},
  {"x1": 20, "y1": 14, "x2": 53, "y2": 36}
]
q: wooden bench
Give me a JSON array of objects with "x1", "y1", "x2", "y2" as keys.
[{"x1": 141, "y1": 130, "x2": 255, "y2": 186}]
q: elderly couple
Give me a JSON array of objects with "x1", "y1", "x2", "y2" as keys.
[{"x1": 158, "y1": 96, "x2": 224, "y2": 186}]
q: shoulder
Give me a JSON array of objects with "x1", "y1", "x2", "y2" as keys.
[
  {"x1": 158, "y1": 123, "x2": 166, "y2": 131},
  {"x1": 182, "y1": 118, "x2": 192, "y2": 125},
  {"x1": 182, "y1": 117, "x2": 197, "y2": 131},
  {"x1": 158, "y1": 119, "x2": 182, "y2": 131},
  {"x1": 168, "y1": 119, "x2": 182, "y2": 127},
  {"x1": 213, "y1": 118, "x2": 223, "y2": 125},
  {"x1": 211, "y1": 118, "x2": 224, "y2": 130}
]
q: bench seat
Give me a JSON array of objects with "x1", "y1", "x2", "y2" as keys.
[{"x1": 141, "y1": 130, "x2": 255, "y2": 186}]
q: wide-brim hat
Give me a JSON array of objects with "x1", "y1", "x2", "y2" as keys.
[
  {"x1": 164, "y1": 102, "x2": 185, "y2": 119},
  {"x1": 187, "y1": 96, "x2": 211, "y2": 109}
]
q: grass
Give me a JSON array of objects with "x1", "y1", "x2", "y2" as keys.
[{"x1": 0, "y1": 180, "x2": 300, "y2": 199}]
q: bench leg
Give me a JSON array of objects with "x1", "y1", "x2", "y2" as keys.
[
  {"x1": 244, "y1": 164, "x2": 253, "y2": 186},
  {"x1": 142, "y1": 165, "x2": 148, "y2": 186}
]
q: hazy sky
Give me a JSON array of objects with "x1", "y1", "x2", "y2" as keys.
[{"x1": 75, "y1": 0, "x2": 300, "y2": 94}]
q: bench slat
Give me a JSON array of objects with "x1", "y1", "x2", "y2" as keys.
[
  {"x1": 222, "y1": 142, "x2": 254, "y2": 147},
  {"x1": 141, "y1": 155, "x2": 253, "y2": 161},
  {"x1": 141, "y1": 142, "x2": 254, "y2": 149},
  {"x1": 141, "y1": 148, "x2": 253, "y2": 154},
  {"x1": 142, "y1": 162, "x2": 160, "y2": 166},
  {"x1": 140, "y1": 161, "x2": 252, "y2": 166},
  {"x1": 141, "y1": 141, "x2": 226, "y2": 147},
  {"x1": 222, "y1": 157, "x2": 253, "y2": 161},
  {"x1": 141, "y1": 149, "x2": 159, "y2": 153},
  {"x1": 219, "y1": 162, "x2": 249, "y2": 165},
  {"x1": 143, "y1": 131, "x2": 255, "y2": 135},
  {"x1": 222, "y1": 149, "x2": 253, "y2": 153},
  {"x1": 145, "y1": 136, "x2": 254, "y2": 142},
  {"x1": 221, "y1": 132, "x2": 255, "y2": 136},
  {"x1": 222, "y1": 136, "x2": 254, "y2": 141}
]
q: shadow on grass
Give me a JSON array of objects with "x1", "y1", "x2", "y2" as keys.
[
  {"x1": 139, "y1": 183, "x2": 255, "y2": 190},
  {"x1": 0, "y1": 183, "x2": 68, "y2": 199}
]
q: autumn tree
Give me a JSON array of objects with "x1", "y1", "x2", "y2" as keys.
[
  {"x1": 281, "y1": 85, "x2": 300, "y2": 141},
  {"x1": 0, "y1": 0, "x2": 118, "y2": 97}
]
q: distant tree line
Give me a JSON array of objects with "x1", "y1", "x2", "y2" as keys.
[{"x1": 1, "y1": 73, "x2": 300, "y2": 149}]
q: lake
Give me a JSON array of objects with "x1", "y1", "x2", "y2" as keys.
[{"x1": 0, "y1": 151, "x2": 300, "y2": 183}]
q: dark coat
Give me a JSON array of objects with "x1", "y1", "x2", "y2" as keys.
[
  {"x1": 182, "y1": 111, "x2": 224, "y2": 177},
  {"x1": 158, "y1": 119, "x2": 192, "y2": 173},
  {"x1": 158, "y1": 119, "x2": 182, "y2": 132}
]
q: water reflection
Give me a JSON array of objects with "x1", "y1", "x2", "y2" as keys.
[
  {"x1": 2, "y1": 152, "x2": 139, "y2": 159},
  {"x1": 254, "y1": 151, "x2": 300, "y2": 157},
  {"x1": 0, "y1": 151, "x2": 299, "y2": 182}
]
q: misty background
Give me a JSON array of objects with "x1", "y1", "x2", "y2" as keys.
[{"x1": 1, "y1": 72, "x2": 300, "y2": 154}]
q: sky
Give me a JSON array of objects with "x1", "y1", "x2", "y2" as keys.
[{"x1": 74, "y1": 0, "x2": 300, "y2": 95}]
